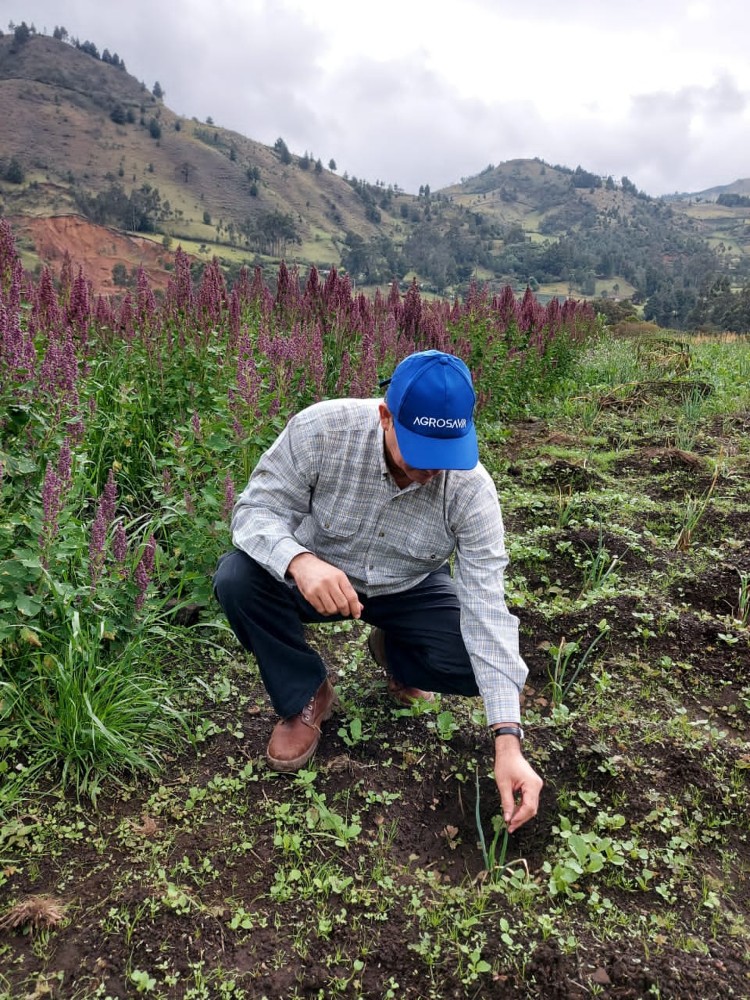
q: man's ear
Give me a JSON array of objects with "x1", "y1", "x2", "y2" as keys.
[{"x1": 378, "y1": 403, "x2": 392, "y2": 430}]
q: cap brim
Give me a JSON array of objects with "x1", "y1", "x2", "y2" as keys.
[{"x1": 393, "y1": 420, "x2": 479, "y2": 471}]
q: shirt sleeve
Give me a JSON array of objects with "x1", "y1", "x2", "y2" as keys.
[
  {"x1": 452, "y1": 473, "x2": 528, "y2": 725},
  {"x1": 230, "y1": 414, "x2": 318, "y2": 581}
]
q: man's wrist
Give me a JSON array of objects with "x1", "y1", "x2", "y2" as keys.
[
  {"x1": 490, "y1": 724, "x2": 524, "y2": 743},
  {"x1": 285, "y1": 551, "x2": 315, "y2": 581}
]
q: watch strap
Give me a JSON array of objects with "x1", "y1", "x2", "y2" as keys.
[{"x1": 492, "y1": 725, "x2": 524, "y2": 741}]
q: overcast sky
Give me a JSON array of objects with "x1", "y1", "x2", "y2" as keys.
[{"x1": 10, "y1": 0, "x2": 750, "y2": 196}]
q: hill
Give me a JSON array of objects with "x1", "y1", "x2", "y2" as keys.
[
  {"x1": 1, "y1": 26, "x2": 750, "y2": 329},
  {"x1": 0, "y1": 32, "x2": 392, "y2": 277},
  {"x1": 666, "y1": 178, "x2": 750, "y2": 203}
]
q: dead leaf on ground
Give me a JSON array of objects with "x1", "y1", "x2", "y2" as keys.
[
  {"x1": 0, "y1": 895, "x2": 66, "y2": 932},
  {"x1": 441, "y1": 824, "x2": 461, "y2": 849},
  {"x1": 129, "y1": 815, "x2": 159, "y2": 837}
]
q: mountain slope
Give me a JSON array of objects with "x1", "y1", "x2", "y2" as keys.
[
  {"x1": 0, "y1": 33, "x2": 394, "y2": 266},
  {"x1": 1, "y1": 28, "x2": 749, "y2": 325}
]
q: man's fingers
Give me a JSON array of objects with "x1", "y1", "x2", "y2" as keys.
[
  {"x1": 340, "y1": 581, "x2": 363, "y2": 619},
  {"x1": 498, "y1": 781, "x2": 516, "y2": 827},
  {"x1": 506, "y1": 779, "x2": 542, "y2": 833},
  {"x1": 320, "y1": 593, "x2": 340, "y2": 615},
  {"x1": 494, "y1": 759, "x2": 544, "y2": 834},
  {"x1": 325, "y1": 575, "x2": 361, "y2": 618},
  {"x1": 506, "y1": 795, "x2": 535, "y2": 834},
  {"x1": 313, "y1": 578, "x2": 362, "y2": 618},
  {"x1": 306, "y1": 581, "x2": 339, "y2": 615},
  {"x1": 293, "y1": 557, "x2": 362, "y2": 618},
  {"x1": 332, "y1": 588, "x2": 353, "y2": 616}
]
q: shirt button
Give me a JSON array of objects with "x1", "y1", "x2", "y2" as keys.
[{"x1": 379, "y1": 531, "x2": 384, "y2": 537}]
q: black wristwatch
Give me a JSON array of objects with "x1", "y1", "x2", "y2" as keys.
[{"x1": 492, "y1": 725, "x2": 524, "y2": 741}]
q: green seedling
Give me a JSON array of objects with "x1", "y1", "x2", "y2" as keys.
[
  {"x1": 556, "y1": 486, "x2": 577, "y2": 527},
  {"x1": 736, "y1": 570, "x2": 750, "y2": 626},
  {"x1": 474, "y1": 768, "x2": 509, "y2": 880},
  {"x1": 129, "y1": 969, "x2": 157, "y2": 994},
  {"x1": 547, "y1": 621, "x2": 608, "y2": 707},
  {"x1": 434, "y1": 710, "x2": 459, "y2": 741},
  {"x1": 544, "y1": 817, "x2": 628, "y2": 900},
  {"x1": 293, "y1": 772, "x2": 362, "y2": 847},
  {"x1": 578, "y1": 521, "x2": 624, "y2": 596},
  {"x1": 337, "y1": 716, "x2": 372, "y2": 747},
  {"x1": 674, "y1": 462, "x2": 719, "y2": 551}
]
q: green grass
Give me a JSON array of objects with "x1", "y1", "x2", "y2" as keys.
[{"x1": 0, "y1": 610, "x2": 193, "y2": 802}]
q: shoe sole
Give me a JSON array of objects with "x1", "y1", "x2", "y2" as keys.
[{"x1": 266, "y1": 698, "x2": 337, "y2": 772}]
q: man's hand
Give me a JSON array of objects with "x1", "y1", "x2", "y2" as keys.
[
  {"x1": 287, "y1": 553, "x2": 363, "y2": 619},
  {"x1": 493, "y1": 735, "x2": 543, "y2": 834}
]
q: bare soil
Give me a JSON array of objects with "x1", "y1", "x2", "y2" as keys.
[
  {"x1": 8, "y1": 214, "x2": 176, "y2": 295},
  {"x1": 1, "y1": 416, "x2": 749, "y2": 999}
]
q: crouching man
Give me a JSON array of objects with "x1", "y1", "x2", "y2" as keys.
[{"x1": 214, "y1": 350, "x2": 542, "y2": 833}]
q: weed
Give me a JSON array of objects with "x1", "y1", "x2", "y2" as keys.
[
  {"x1": 735, "y1": 570, "x2": 750, "y2": 626},
  {"x1": 305, "y1": 790, "x2": 362, "y2": 847},
  {"x1": 0, "y1": 613, "x2": 189, "y2": 802},
  {"x1": 577, "y1": 521, "x2": 624, "y2": 596},
  {"x1": 336, "y1": 716, "x2": 372, "y2": 747},
  {"x1": 433, "y1": 709, "x2": 460, "y2": 741},
  {"x1": 544, "y1": 816, "x2": 629, "y2": 899},
  {"x1": 556, "y1": 486, "x2": 577, "y2": 527},
  {"x1": 671, "y1": 385, "x2": 707, "y2": 450},
  {"x1": 546, "y1": 621, "x2": 609, "y2": 707},
  {"x1": 674, "y1": 461, "x2": 720, "y2": 550},
  {"x1": 129, "y1": 969, "x2": 157, "y2": 994}
]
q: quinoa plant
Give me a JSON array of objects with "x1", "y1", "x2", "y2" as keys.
[{"x1": 0, "y1": 218, "x2": 598, "y2": 798}]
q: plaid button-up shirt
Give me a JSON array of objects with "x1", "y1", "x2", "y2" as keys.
[{"x1": 231, "y1": 398, "x2": 527, "y2": 724}]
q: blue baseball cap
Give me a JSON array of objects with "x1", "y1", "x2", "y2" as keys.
[{"x1": 384, "y1": 350, "x2": 478, "y2": 470}]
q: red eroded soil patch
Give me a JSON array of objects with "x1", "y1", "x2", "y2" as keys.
[{"x1": 9, "y1": 214, "x2": 176, "y2": 296}]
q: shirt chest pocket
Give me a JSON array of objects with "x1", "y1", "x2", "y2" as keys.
[
  {"x1": 380, "y1": 501, "x2": 455, "y2": 571},
  {"x1": 309, "y1": 498, "x2": 363, "y2": 540},
  {"x1": 400, "y1": 523, "x2": 454, "y2": 567}
]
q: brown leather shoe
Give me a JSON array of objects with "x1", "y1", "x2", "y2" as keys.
[
  {"x1": 266, "y1": 678, "x2": 336, "y2": 772},
  {"x1": 367, "y1": 628, "x2": 435, "y2": 705}
]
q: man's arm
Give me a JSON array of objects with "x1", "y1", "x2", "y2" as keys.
[
  {"x1": 233, "y1": 411, "x2": 363, "y2": 618},
  {"x1": 231, "y1": 415, "x2": 316, "y2": 581},
  {"x1": 451, "y1": 471, "x2": 543, "y2": 831}
]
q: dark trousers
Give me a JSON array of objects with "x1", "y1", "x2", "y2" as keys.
[{"x1": 213, "y1": 549, "x2": 478, "y2": 719}]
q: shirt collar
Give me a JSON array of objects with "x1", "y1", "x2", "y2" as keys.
[{"x1": 378, "y1": 429, "x2": 389, "y2": 478}]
